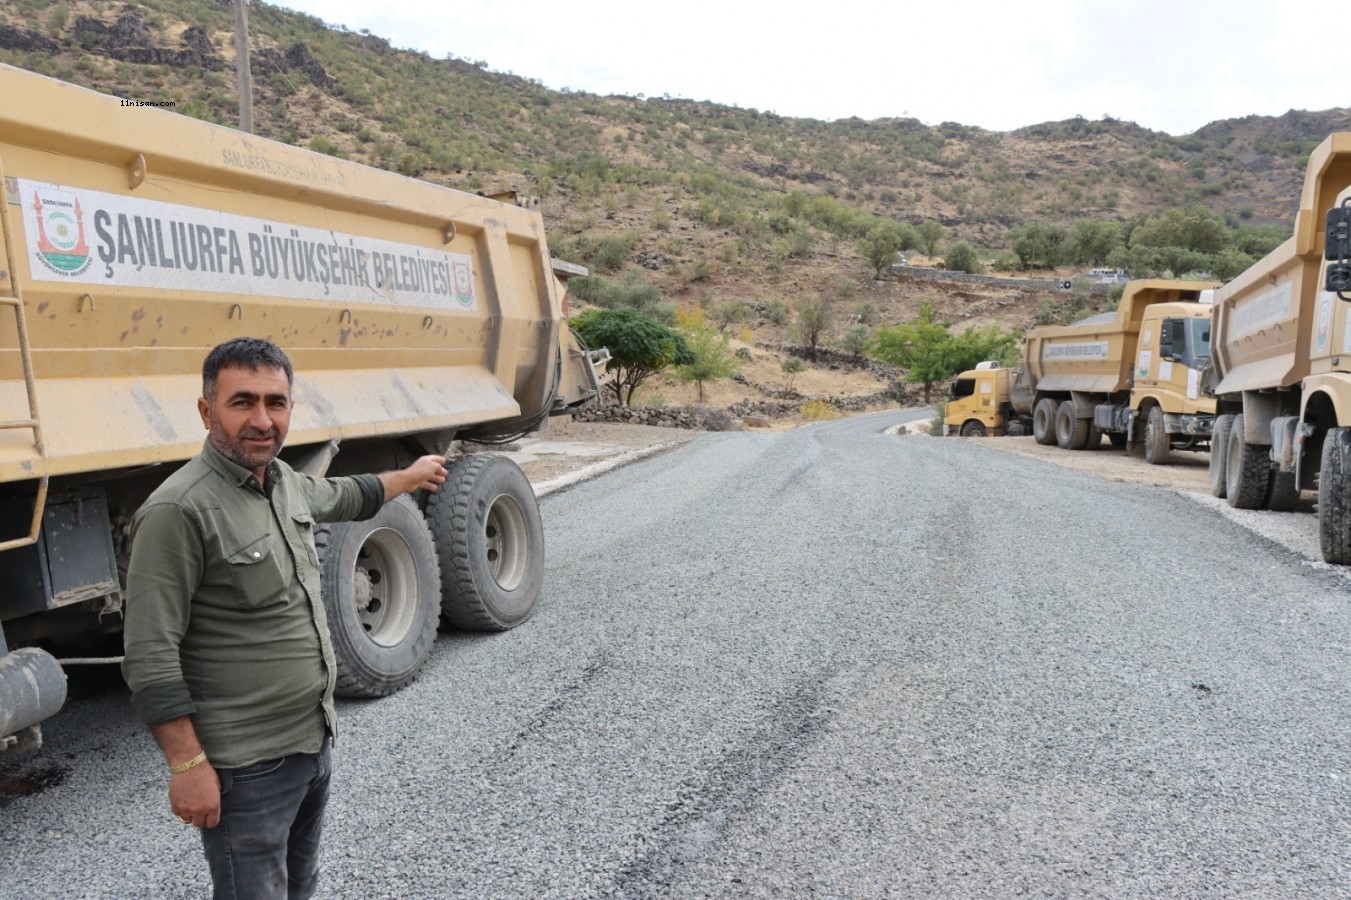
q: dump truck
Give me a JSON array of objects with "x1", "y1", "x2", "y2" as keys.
[
  {"x1": 944, "y1": 281, "x2": 1217, "y2": 461},
  {"x1": 0, "y1": 65, "x2": 604, "y2": 752},
  {"x1": 1011, "y1": 280, "x2": 1218, "y2": 462},
  {"x1": 1206, "y1": 133, "x2": 1351, "y2": 562}
]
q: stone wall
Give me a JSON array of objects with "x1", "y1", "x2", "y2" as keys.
[{"x1": 891, "y1": 265, "x2": 1113, "y2": 294}]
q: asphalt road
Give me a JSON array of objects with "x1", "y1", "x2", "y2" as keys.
[{"x1": 3, "y1": 408, "x2": 1348, "y2": 898}]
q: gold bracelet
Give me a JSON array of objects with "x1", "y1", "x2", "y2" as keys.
[{"x1": 169, "y1": 751, "x2": 208, "y2": 775}]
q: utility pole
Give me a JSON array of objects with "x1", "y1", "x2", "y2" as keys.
[{"x1": 233, "y1": 0, "x2": 253, "y2": 133}]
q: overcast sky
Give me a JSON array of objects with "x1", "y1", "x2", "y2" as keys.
[{"x1": 269, "y1": 0, "x2": 1340, "y2": 136}]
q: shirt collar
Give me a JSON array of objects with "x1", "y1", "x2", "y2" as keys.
[{"x1": 200, "y1": 439, "x2": 280, "y2": 492}]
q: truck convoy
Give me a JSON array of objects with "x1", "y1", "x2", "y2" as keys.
[
  {"x1": 945, "y1": 279, "x2": 1218, "y2": 464},
  {"x1": 0, "y1": 65, "x2": 603, "y2": 752},
  {"x1": 1206, "y1": 133, "x2": 1351, "y2": 562}
]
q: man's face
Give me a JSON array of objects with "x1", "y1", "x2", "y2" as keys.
[{"x1": 197, "y1": 364, "x2": 293, "y2": 475}]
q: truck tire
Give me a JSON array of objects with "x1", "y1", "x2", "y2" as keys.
[
  {"x1": 317, "y1": 495, "x2": 441, "y2": 698},
  {"x1": 1032, "y1": 398, "x2": 1057, "y2": 445},
  {"x1": 1055, "y1": 400, "x2": 1090, "y2": 450},
  {"x1": 960, "y1": 420, "x2": 987, "y2": 437},
  {"x1": 427, "y1": 455, "x2": 544, "y2": 631},
  {"x1": 1086, "y1": 423, "x2": 1103, "y2": 450},
  {"x1": 1144, "y1": 406, "x2": 1171, "y2": 465},
  {"x1": 1267, "y1": 470, "x2": 1300, "y2": 512},
  {"x1": 1209, "y1": 414, "x2": 1234, "y2": 498},
  {"x1": 1225, "y1": 414, "x2": 1273, "y2": 510},
  {"x1": 1318, "y1": 428, "x2": 1351, "y2": 563}
]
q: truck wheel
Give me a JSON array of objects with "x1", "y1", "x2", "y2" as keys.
[
  {"x1": 1225, "y1": 414, "x2": 1273, "y2": 510},
  {"x1": 1055, "y1": 401, "x2": 1090, "y2": 450},
  {"x1": 1209, "y1": 414, "x2": 1234, "y2": 498},
  {"x1": 1033, "y1": 398, "x2": 1057, "y2": 445},
  {"x1": 317, "y1": 495, "x2": 441, "y2": 698},
  {"x1": 1086, "y1": 424, "x2": 1103, "y2": 450},
  {"x1": 960, "y1": 420, "x2": 987, "y2": 437},
  {"x1": 1144, "y1": 406, "x2": 1171, "y2": 465},
  {"x1": 1319, "y1": 428, "x2": 1351, "y2": 563},
  {"x1": 427, "y1": 455, "x2": 544, "y2": 631}
]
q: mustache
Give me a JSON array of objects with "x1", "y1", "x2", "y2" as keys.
[{"x1": 237, "y1": 428, "x2": 279, "y2": 441}]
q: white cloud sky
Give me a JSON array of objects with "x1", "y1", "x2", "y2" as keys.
[{"x1": 269, "y1": 0, "x2": 1342, "y2": 135}]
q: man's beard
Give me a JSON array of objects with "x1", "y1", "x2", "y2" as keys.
[{"x1": 208, "y1": 418, "x2": 282, "y2": 472}]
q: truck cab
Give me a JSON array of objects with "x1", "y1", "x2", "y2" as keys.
[{"x1": 944, "y1": 363, "x2": 1013, "y2": 436}]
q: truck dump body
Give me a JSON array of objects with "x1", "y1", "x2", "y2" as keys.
[
  {"x1": 1212, "y1": 134, "x2": 1351, "y2": 396},
  {"x1": 1024, "y1": 280, "x2": 1217, "y2": 397},
  {"x1": 0, "y1": 64, "x2": 596, "y2": 492},
  {"x1": 0, "y1": 65, "x2": 601, "y2": 749}
]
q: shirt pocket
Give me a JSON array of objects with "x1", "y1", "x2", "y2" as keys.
[
  {"x1": 293, "y1": 512, "x2": 320, "y2": 568},
  {"x1": 224, "y1": 533, "x2": 287, "y2": 606}
]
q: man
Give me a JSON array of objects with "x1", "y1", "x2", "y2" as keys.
[{"x1": 122, "y1": 337, "x2": 447, "y2": 899}]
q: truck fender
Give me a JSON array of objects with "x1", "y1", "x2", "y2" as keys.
[
  {"x1": 1269, "y1": 416, "x2": 1301, "y2": 473},
  {"x1": 1294, "y1": 421, "x2": 1318, "y2": 489}
]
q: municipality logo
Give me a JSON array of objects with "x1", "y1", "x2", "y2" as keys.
[{"x1": 32, "y1": 187, "x2": 93, "y2": 277}]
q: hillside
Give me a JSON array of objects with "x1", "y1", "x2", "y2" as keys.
[{"x1": 3, "y1": 0, "x2": 1348, "y2": 416}]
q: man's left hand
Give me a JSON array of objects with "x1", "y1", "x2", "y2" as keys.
[{"x1": 379, "y1": 455, "x2": 448, "y2": 500}]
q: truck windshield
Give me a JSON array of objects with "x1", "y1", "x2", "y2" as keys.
[{"x1": 949, "y1": 378, "x2": 976, "y2": 400}]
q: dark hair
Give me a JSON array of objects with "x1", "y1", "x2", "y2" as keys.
[{"x1": 202, "y1": 337, "x2": 294, "y2": 401}]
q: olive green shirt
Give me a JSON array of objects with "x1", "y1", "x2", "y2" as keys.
[{"x1": 121, "y1": 440, "x2": 382, "y2": 768}]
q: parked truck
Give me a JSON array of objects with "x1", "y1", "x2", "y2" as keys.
[
  {"x1": 0, "y1": 65, "x2": 604, "y2": 751},
  {"x1": 945, "y1": 280, "x2": 1217, "y2": 463},
  {"x1": 1206, "y1": 133, "x2": 1351, "y2": 562},
  {"x1": 943, "y1": 362, "x2": 1018, "y2": 437}
]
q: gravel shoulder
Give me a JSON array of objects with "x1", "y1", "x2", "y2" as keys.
[{"x1": 952, "y1": 433, "x2": 1335, "y2": 572}]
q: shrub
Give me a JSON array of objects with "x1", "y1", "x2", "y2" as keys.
[{"x1": 800, "y1": 399, "x2": 838, "y2": 422}]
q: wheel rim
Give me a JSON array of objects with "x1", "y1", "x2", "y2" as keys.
[
  {"x1": 484, "y1": 493, "x2": 529, "y2": 591},
  {"x1": 352, "y1": 527, "x2": 419, "y2": 647}
]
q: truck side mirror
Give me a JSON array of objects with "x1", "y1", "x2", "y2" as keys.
[{"x1": 1325, "y1": 202, "x2": 1351, "y2": 300}]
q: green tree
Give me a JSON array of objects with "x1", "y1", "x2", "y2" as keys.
[
  {"x1": 918, "y1": 220, "x2": 945, "y2": 257},
  {"x1": 571, "y1": 308, "x2": 695, "y2": 406},
  {"x1": 841, "y1": 323, "x2": 871, "y2": 360},
  {"x1": 793, "y1": 295, "x2": 833, "y2": 360},
  {"x1": 867, "y1": 302, "x2": 953, "y2": 404},
  {"x1": 947, "y1": 324, "x2": 1019, "y2": 369},
  {"x1": 858, "y1": 222, "x2": 918, "y2": 279},
  {"x1": 780, "y1": 356, "x2": 806, "y2": 391},
  {"x1": 1130, "y1": 207, "x2": 1227, "y2": 254},
  {"x1": 1010, "y1": 222, "x2": 1068, "y2": 268},
  {"x1": 674, "y1": 322, "x2": 740, "y2": 403},
  {"x1": 709, "y1": 299, "x2": 751, "y2": 334},
  {"x1": 943, "y1": 241, "x2": 983, "y2": 274},
  {"x1": 1068, "y1": 219, "x2": 1123, "y2": 266}
]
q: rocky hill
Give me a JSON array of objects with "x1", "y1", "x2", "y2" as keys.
[{"x1": 3, "y1": 0, "x2": 1349, "y2": 415}]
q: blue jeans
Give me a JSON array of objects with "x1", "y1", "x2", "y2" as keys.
[{"x1": 200, "y1": 740, "x2": 333, "y2": 900}]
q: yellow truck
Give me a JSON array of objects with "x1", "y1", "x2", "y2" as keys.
[
  {"x1": 943, "y1": 363, "x2": 1016, "y2": 437},
  {"x1": 1206, "y1": 133, "x2": 1351, "y2": 561},
  {"x1": 0, "y1": 65, "x2": 603, "y2": 751},
  {"x1": 946, "y1": 280, "x2": 1217, "y2": 463}
]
